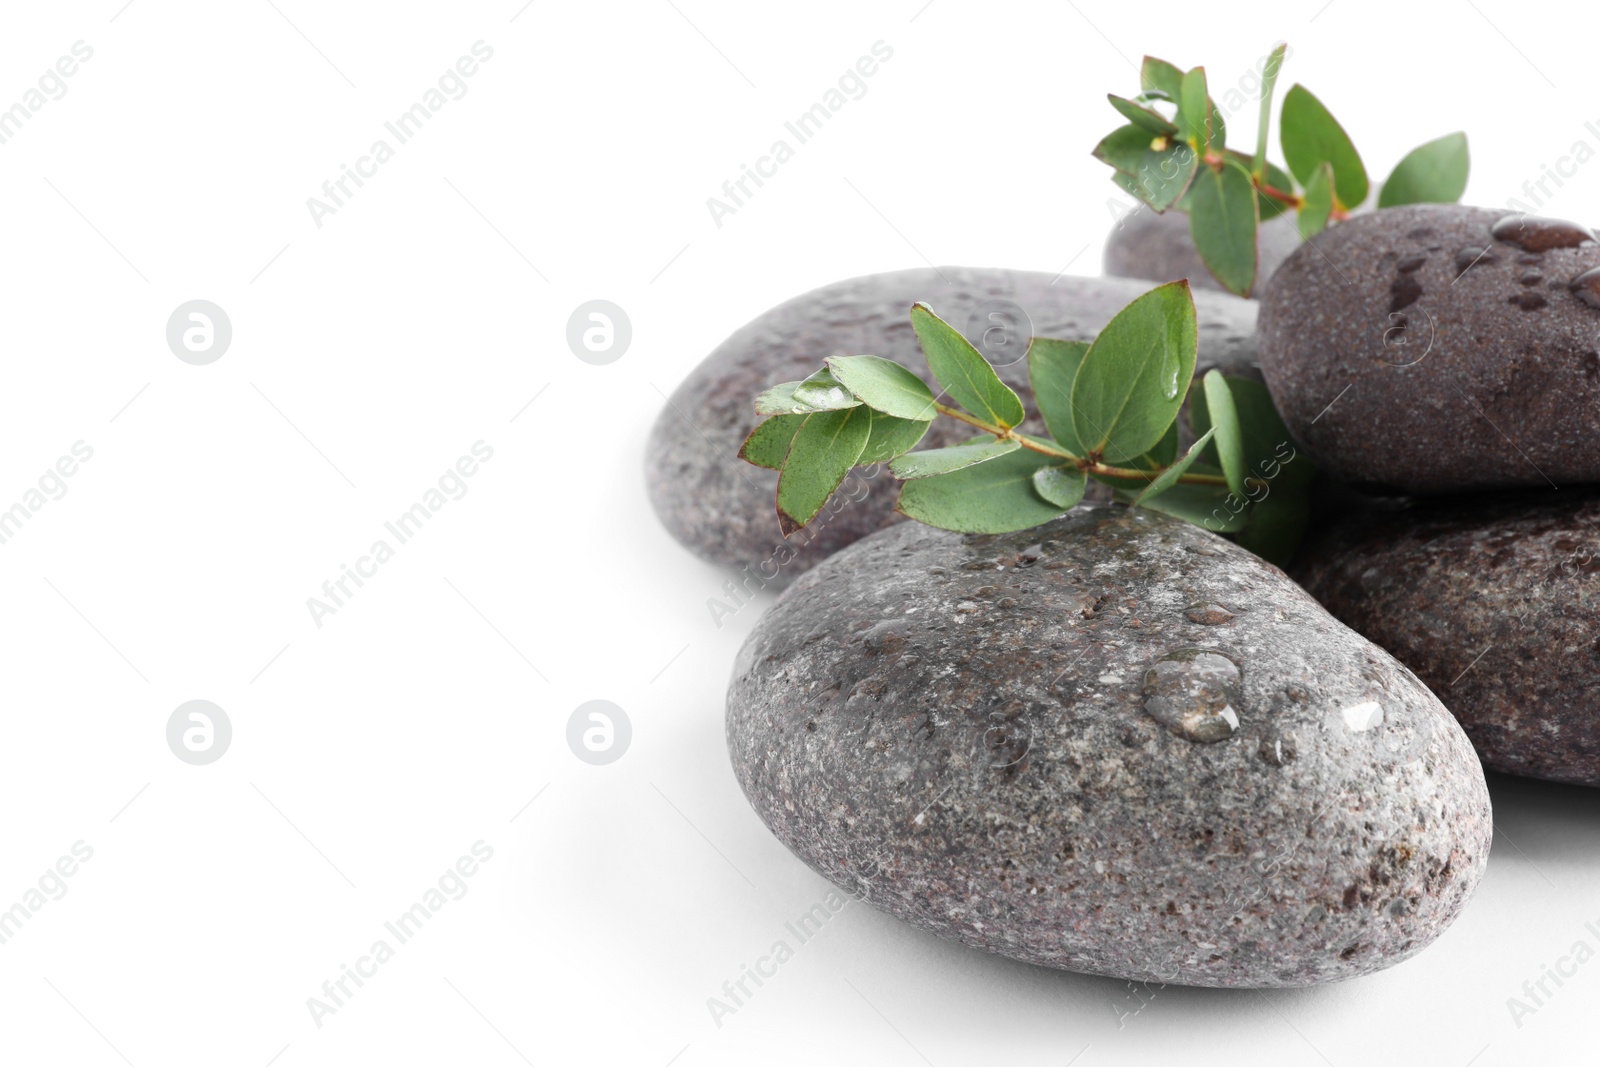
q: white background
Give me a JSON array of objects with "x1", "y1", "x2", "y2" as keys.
[{"x1": 1, "y1": 1, "x2": 1596, "y2": 1064}]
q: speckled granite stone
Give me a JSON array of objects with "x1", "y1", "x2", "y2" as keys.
[
  {"x1": 1293, "y1": 489, "x2": 1600, "y2": 787},
  {"x1": 647, "y1": 267, "x2": 1261, "y2": 588},
  {"x1": 726, "y1": 506, "x2": 1491, "y2": 987},
  {"x1": 1258, "y1": 204, "x2": 1600, "y2": 493},
  {"x1": 1103, "y1": 205, "x2": 1304, "y2": 296}
]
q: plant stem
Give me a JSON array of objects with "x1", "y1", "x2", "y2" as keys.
[
  {"x1": 1254, "y1": 179, "x2": 1302, "y2": 209},
  {"x1": 928, "y1": 401, "x2": 1232, "y2": 488}
]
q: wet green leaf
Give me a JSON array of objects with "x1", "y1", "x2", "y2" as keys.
[
  {"x1": 1032, "y1": 465, "x2": 1088, "y2": 508},
  {"x1": 824, "y1": 355, "x2": 938, "y2": 420},
  {"x1": 1187, "y1": 159, "x2": 1260, "y2": 296},
  {"x1": 1026, "y1": 336, "x2": 1090, "y2": 455},
  {"x1": 739, "y1": 414, "x2": 806, "y2": 470},
  {"x1": 775, "y1": 407, "x2": 872, "y2": 535},
  {"x1": 1280, "y1": 84, "x2": 1368, "y2": 208},
  {"x1": 889, "y1": 438, "x2": 1019, "y2": 480},
  {"x1": 1202, "y1": 370, "x2": 1247, "y2": 496},
  {"x1": 858, "y1": 411, "x2": 931, "y2": 464},
  {"x1": 895, "y1": 448, "x2": 1066, "y2": 534},
  {"x1": 1378, "y1": 132, "x2": 1470, "y2": 208},
  {"x1": 754, "y1": 380, "x2": 828, "y2": 416},
  {"x1": 909, "y1": 303, "x2": 1025, "y2": 429},
  {"x1": 1109, "y1": 93, "x2": 1177, "y2": 136},
  {"x1": 1071, "y1": 281, "x2": 1198, "y2": 463},
  {"x1": 791, "y1": 366, "x2": 862, "y2": 410},
  {"x1": 1133, "y1": 427, "x2": 1216, "y2": 505}
]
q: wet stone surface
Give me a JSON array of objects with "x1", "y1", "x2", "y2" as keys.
[
  {"x1": 1294, "y1": 488, "x2": 1600, "y2": 787},
  {"x1": 1103, "y1": 205, "x2": 1304, "y2": 295},
  {"x1": 647, "y1": 267, "x2": 1263, "y2": 587},
  {"x1": 1258, "y1": 204, "x2": 1600, "y2": 493},
  {"x1": 726, "y1": 506, "x2": 1492, "y2": 986}
]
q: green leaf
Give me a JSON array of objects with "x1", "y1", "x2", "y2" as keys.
[
  {"x1": 889, "y1": 438, "x2": 1019, "y2": 480},
  {"x1": 1252, "y1": 43, "x2": 1289, "y2": 180},
  {"x1": 1187, "y1": 159, "x2": 1260, "y2": 296},
  {"x1": 1133, "y1": 426, "x2": 1216, "y2": 505},
  {"x1": 791, "y1": 366, "x2": 862, "y2": 410},
  {"x1": 824, "y1": 355, "x2": 938, "y2": 420},
  {"x1": 1178, "y1": 67, "x2": 1211, "y2": 147},
  {"x1": 1378, "y1": 132, "x2": 1470, "y2": 208},
  {"x1": 1109, "y1": 93, "x2": 1177, "y2": 136},
  {"x1": 1134, "y1": 483, "x2": 1248, "y2": 532},
  {"x1": 896, "y1": 448, "x2": 1066, "y2": 534},
  {"x1": 1178, "y1": 150, "x2": 1292, "y2": 220},
  {"x1": 775, "y1": 407, "x2": 872, "y2": 535},
  {"x1": 909, "y1": 303, "x2": 1025, "y2": 429},
  {"x1": 1026, "y1": 336, "x2": 1090, "y2": 455},
  {"x1": 1234, "y1": 489, "x2": 1311, "y2": 566},
  {"x1": 1280, "y1": 84, "x2": 1368, "y2": 208},
  {"x1": 1071, "y1": 281, "x2": 1198, "y2": 463},
  {"x1": 859, "y1": 411, "x2": 931, "y2": 464},
  {"x1": 754, "y1": 381, "x2": 828, "y2": 416},
  {"x1": 1141, "y1": 56, "x2": 1184, "y2": 99},
  {"x1": 1297, "y1": 160, "x2": 1334, "y2": 239},
  {"x1": 739, "y1": 414, "x2": 806, "y2": 470},
  {"x1": 1191, "y1": 375, "x2": 1314, "y2": 489},
  {"x1": 1094, "y1": 125, "x2": 1200, "y2": 212},
  {"x1": 1202, "y1": 370, "x2": 1247, "y2": 496},
  {"x1": 1032, "y1": 465, "x2": 1088, "y2": 508}
]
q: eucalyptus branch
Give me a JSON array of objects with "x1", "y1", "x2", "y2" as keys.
[
  {"x1": 1095, "y1": 43, "x2": 1470, "y2": 295},
  {"x1": 740, "y1": 284, "x2": 1316, "y2": 565}
]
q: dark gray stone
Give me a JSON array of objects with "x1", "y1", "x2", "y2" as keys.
[
  {"x1": 1103, "y1": 205, "x2": 1304, "y2": 296},
  {"x1": 647, "y1": 267, "x2": 1261, "y2": 588},
  {"x1": 726, "y1": 506, "x2": 1492, "y2": 987},
  {"x1": 1293, "y1": 489, "x2": 1600, "y2": 787},
  {"x1": 1258, "y1": 204, "x2": 1600, "y2": 493}
]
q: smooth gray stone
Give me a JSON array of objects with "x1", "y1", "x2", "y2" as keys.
[
  {"x1": 727, "y1": 506, "x2": 1491, "y2": 987},
  {"x1": 1293, "y1": 488, "x2": 1600, "y2": 787},
  {"x1": 1258, "y1": 204, "x2": 1600, "y2": 493},
  {"x1": 1103, "y1": 205, "x2": 1304, "y2": 296},
  {"x1": 646, "y1": 267, "x2": 1261, "y2": 589}
]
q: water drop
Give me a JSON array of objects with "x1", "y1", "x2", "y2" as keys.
[
  {"x1": 1341, "y1": 700, "x2": 1384, "y2": 732},
  {"x1": 1571, "y1": 267, "x2": 1600, "y2": 310},
  {"x1": 1454, "y1": 247, "x2": 1496, "y2": 277},
  {"x1": 1492, "y1": 214, "x2": 1596, "y2": 252},
  {"x1": 1185, "y1": 602, "x2": 1236, "y2": 625},
  {"x1": 1142, "y1": 649, "x2": 1243, "y2": 744},
  {"x1": 1396, "y1": 254, "x2": 1427, "y2": 273},
  {"x1": 1389, "y1": 274, "x2": 1423, "y2": 313},
  {"x1": 1161, "y1": 347, "x2": 1181, "y2": 400},
  {"x1": 1509, "y1": 291, "x2": 1548, "y2": 311}
]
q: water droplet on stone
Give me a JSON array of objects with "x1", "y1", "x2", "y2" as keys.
[
  {"x1": 1454, "y1": 247, "x2": 1496, "y2": 277},
  {"x1": 1389, "y1": 274, "x2": 1423, "y2": 313},
  {"x1": 1341, "y1": 700, "x2": 1385, "y2": 732},
  {"x1": 1258, "y1": 729, "x2": 1298, "y2": 766},
  {"x1": 1571, "y1": 267, "x2": 1600, "y2": 310},
  {"x1": 1492, "y1": 214, "x2": 1596, "y2": 252},
  {"x1": 1519, "y1": 271, "x2": 1543, "y2": 286},
  {"x1": 1142, "y1": 649, "x2": 1243, "y2": 743},
  {"x1": 1396, "y1": 254, "x2": 1427, "y2": 273},
  {"x1": 1185, "y1": 602, "x2": 1236, "y2": 625},
  {"x1": 1509, "y1": 291, "x2": 1549, "y2": 311}
]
